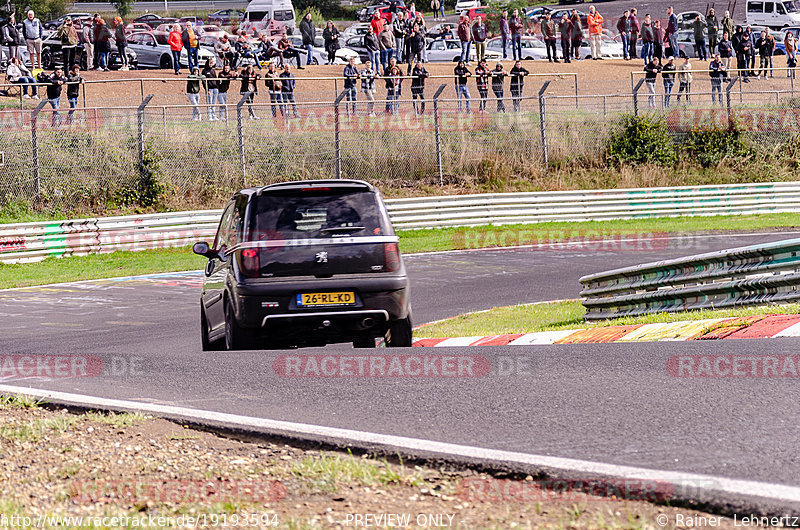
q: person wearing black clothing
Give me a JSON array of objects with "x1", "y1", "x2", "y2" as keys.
[
  {"x1": 65, "y1": 64, "x2": 83, "y2": 125},
  {"x1": 745, "y1": 26, "x2": 757, "y2": 76},
  {"x1": 491, "y1": 61, "x2": 507, "y2": 112},
  {"x1": 46, "y1": 67, "x2": 66, "y2": 127},
  {"x1": 718, "y1": 31, "x2": 733, "y2": 70},
  {"x1": 365, "y1": 31, "x2": 381, "y2": 73},
  {"x1": 509, "y1": 61, "x2": 528, "y2": 112},
  {"x1": 239, "y1": 65, "x2": 260, "y2": 119},
  {"x1": 217, "y1": 63, "x2": 235, "y2": 121},
  {"x1": 542, "y1": 13, "x2": 558, "y2": 63},
  {"x1": 559, "y1": 14, "x2": 572, "y2": 64},
  {"x1": 735, "y1": 28, "x2": 752, "y2": 81},
  {"x1": 662, "y1": 57, "x2": 676, "y2": 107},
  {"x1": 2, "y1": 15, "x2": 21, "y2": 63},
  {"x1": 407, "y1": 24, "x2": 426, "y2": 72},
  {"x1": 475, "y1": 60, "x2": 490, "y2": 112},
  {"x1": 323, "y1": 21, "x2": 340, "y2": 65},
  {"x1": 653, "y1": 20, "x2": 664, "y2": 61},
  {"x1": 299, "y1": 12, "x2": 315, "y2": 66},
  {"x1": 454, "y1": 60, "x2": 471, "y2": 112},
  {"x1": 202, "y1": 58, "x2": 219, "y2": 120},
  {"x1": 410, "y1": 62, "x2": 428, "y2": 115},
  {"x1": 709, "y1": 53, "x2": 726, "y2": 105},
  {"x1": 280, "y1": 64, "x2": 300, "y2": 118},
  {"x1": 644, "y1": 57, "x2": 661, "y2": 107}
]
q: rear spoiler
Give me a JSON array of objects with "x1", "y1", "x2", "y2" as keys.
[{"x1": 257, "y1": 180, "x2": 375, "y2": 196}]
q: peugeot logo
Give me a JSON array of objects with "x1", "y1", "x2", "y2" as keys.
[{"x1": 315, "y1": 251, "x2": 328, "y2": 263}]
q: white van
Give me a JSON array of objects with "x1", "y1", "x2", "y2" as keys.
[
  {"x1": 243, "y1": 0, "x2": 297, "y2": 35},
  {"x1": 745, "y1": 0, "x2": 800, "y2": 29}
]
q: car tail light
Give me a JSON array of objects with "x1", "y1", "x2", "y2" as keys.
[
  {"x1": 240, "y1": 248, "x2": 260, "y2": 277},
  {"x1": 384, "y1": 243, "x2": 400, "y2": 272}
]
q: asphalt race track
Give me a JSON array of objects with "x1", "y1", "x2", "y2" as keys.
[{"x1": 2, "y1": 231, "x2": 800, "y2": 511}]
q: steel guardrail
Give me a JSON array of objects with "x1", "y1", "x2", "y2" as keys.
[
  {"x1": 2, "y1": 181, "x2": 800, "y2": 264},
  {"x1": 579, "y1": 238, "x2": 800, "y2": 321}
]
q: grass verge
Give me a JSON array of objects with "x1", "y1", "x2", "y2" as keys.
[
  {"x1": 414, "y1": 301, "x2": 800, "y2": 337},
  {"x1": 1, "y1": 213, "x2": 799, "y2": 290}
]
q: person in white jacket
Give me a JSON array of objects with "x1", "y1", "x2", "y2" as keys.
[
  {"x1": 6, "y1": 56, "x2": 38, "y2": 99},
  {"x1": 677, "y1": 56, "x2": 693, "y2": 103}
]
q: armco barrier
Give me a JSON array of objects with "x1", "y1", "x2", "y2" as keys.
[
  {"x1": 2, "y1": 181, "x2": 800, "y2": 264},
  {"x1": 579, "y1": 239, "x2": 800, "y2": 320}
]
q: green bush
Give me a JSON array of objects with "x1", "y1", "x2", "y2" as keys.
[
  {"x1": 607, "y1": 115, "x2": 677, "y2": 166},
  {"x1": 681, "y1": 122, "x2": 752, "y2": 168}
]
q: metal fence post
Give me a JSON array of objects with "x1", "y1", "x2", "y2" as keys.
[
  {"x1": 30, "y1": 99, "x2": 48, "y2": 203},
  {"x1": 538, "y1": 81, "x2": 551, "y2": 167},
  {"x1": 632, "y1": 79, "x2": 645, "y2": 117},
  {"x1": 726, "y1": 76, "x2": 738, "y2": 126},
  {"x1": 236, "y1": 92, "x2": 252, "y2": 186},
  {"x1": 334, "y1": 90, "x2": 347, "y2": 179},
  {"x1": 432, "y1": 84, "x2": 447, "y2": 186},
  {"x1": 137, "y1": 95, "x2": 153, "y2": 178}
]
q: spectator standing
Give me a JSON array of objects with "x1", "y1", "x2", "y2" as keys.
[
  {"x1": 786, "y1": 32, "x2": 797, "y2": 78},
  {"x1": 756, "y1": 29, "x2": 772, "y2": 78},
  {"x1": 407, "y1": 24, "x2": 425, "y2": 72},
  {"x1": 46, "y1": 67, "x2": 66, "y2": 127},
  {"x1": 323, "y1": 21, "x2": 340, "y2": 65},
  {"x1": 280, "y1": 64, "x2": 300, "y2": 118},
  {"x1": 475, "y1": 59, "x2": 489, "y2": 112},
  {"x1": 491, "y1": 61, "x2": 507, "y2": 112},
  {"x1": 676, "y1": 56, "x2": 692, "y2": 103},
  {"x1": 509, "y1": 60, "x2": 528, "y2": 112},
  {"x1": 343, "y1": 56, "x2": 359, "y2": 115},
  {"x1": 509, "y1": 9, "x2": 523, "y2": 61},
  {"x1": 472, "y1": 17, "x2": 487, "y2": 64},
  {"x1": 692, "y1": 15, "x2": 707, "y2": 61},
  {"x1": 433, "y1": 0, "x2": 445, "y2": 20},
  {"x1": 666, "y1": 6, "x2": 678, "y2": 58},
  {"x1": 662, "y1": 56, "x2": 676, "y2": 107},
  {"x1": 384, "y1": 58, "x2": 402, "y2": 114},
  {"x1": 559, "y1": 13, "x2": 572, "y2": 64},
  {"x1": 629, "y1": 9, "x2": 640, "y2": 60},
  {"x1": 542, "y1": 13, "x2": 558, "y2": 63},
  {"x1": 378, "y1": 25, "x2": 395, "y2": 72},
  {"x1": 706, "y1": 8, "x2": 719, "y2": 55},
  {"x1": 6, "y1": 56, "x2": 37, "y2": 99},
  {"x1": 215, "y1": 34, "x2": 236, "y2": 67},
  {"x1": 182, "y1": 22, "x2": 200, "y2": 72},
  {"x1": 402, "y1": 11, "x2": 415, "y2": 63},
  {"x1": 454, "y1": 60, "x2": 471, "y2": 112},
  {"x1": 764, "y1": 28, "x2": 775, "y2": 77},
  {"x1": 587, "y1": 6, "x2": 604, "y2": 60},
  {"x1": 392, "y1": 11, "x2": 408, "y2": 63},
  {"x1": 299, "y1": 12, "x2": 315, "y2": 66},
  {"x1": 186, "y1": 68, "x2": 203, "y2": 121},
  {"x1": 499, "y1": 11, "x2": 510, "y2": 59},
  {"x1": 364, "y1": 30, "x2": 381, "y2": 74},
  {"x1": 360, "y1": 60, "x2": 378, "y2": 115},
  {"x1": 718, "y1": 31, "x2": 733, "y2": 70},
  {"x1": 640, "y1": 14, "x2": 654, "y2": 63},
  {"x1": 94, "y1": 17, "x2": 112, "y2": 71},
  {"x1": 457, "y1": 16, "x2": 472, "y2": 64},
  {"x1": 653, "y1": 20, "x2": 664, "y2": 61},
  {"x1": 217, "y1": 63, "x2": 235, "y2": 120},
  {"x1": 81, "y1": 21, "x2": 93, "y2": 70},
  {"x1": 169, "y1": 25, "x2": 183, "y2": 74},
  {"x1": 23, "y1": 10, "x2": 44, "y2": 70},
  {"x1": 239, "y1": 64, "x2": 260, "y2": 119},
  {"x1": 202, "y1": 58, "x2": 219, "y2": 120},
  {"x1": 57, "y1": 17, "x2": 79, "y2": 70},
  {"x1": 2, "y1": 14, "x2": 20, "y2": 63},
  {"x1": 113, "y1": 17, "x2": 129, "y2": 70},
  {"x1": 709, "y1": 53, "x2": 726, "y2": 104},
  {"x1": 644, "y1": 56, "x2": 661, "y2": 107},
  {"x1": 410, "y1": 61, "x2": 428, "y2": 114},
  {"x1": 747, "y1": 26, "x2": 757, "y2": 76},
  {"x1": 65, "y1": 64, "x2": 82, "y2": 125},
  {"x1": 722, "y1": 11, "x2": 735, "y2": 42},
  {"x1": 616, "y1": 10, "x2": 631, "y2": 61},
  {"x1": 264, "y1": 63, "x2": 281, "y2": 117},
  {"x1": 570, "y1": 10, "x2": 582, "y2": 61},
  {"x1": 370, "y1": 11, "x2": 385, "y2": 38},
  {"x1": 735, "y1": 27, "x2": 752, "y2": 82}
]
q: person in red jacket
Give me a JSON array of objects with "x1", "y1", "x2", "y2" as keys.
[
  {"x1": 370, "y1": 11, "x2": 385, "y2": 36},
  {"x1": 168, "y1": 24, "x2": 183, "y2": 75}
]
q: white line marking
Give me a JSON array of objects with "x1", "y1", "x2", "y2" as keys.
[{"x1": 0, "y1": 384, "x2": 798, "y2": 507}]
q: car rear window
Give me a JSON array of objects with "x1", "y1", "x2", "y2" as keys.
[{"x1": 249, "y1": 191, "x2": 391, "y2": 241}]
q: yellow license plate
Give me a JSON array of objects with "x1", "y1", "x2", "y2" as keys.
[{"x1": 298, "y1": 292, "x2": 356, "y2": 306}]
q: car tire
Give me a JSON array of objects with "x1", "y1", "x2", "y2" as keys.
[
  {"x1": 201, "y1": 306, "x2": 223, "y2": 351},
  {"x1": 353, "y1": 336, "x2": 376, "y2": 348},
  {"x1": 224, "y1": 300, "x2": 257, "y2": 350},
  {"x1": 385, "y1": 316, "x2": 413, "y2": 347},
  {"x1": 160, "y1": 54, "x2": 173, "y2": 70},
  {"x1": 42, "y1": 48, "x2": 54, "y2": 70},
  {"x1": 312, "y1": 57, "x2": 319, "y2": 65}
]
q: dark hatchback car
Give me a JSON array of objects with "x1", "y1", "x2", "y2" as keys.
[{"x1": 194, "y1": 180, "x2": 412, "y2": 350}]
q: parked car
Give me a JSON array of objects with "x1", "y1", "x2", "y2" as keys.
[
  {"x1": 127, "y1": 31, "x2": 214, "y2": 69},
  {"x1": 746, "y1": 0, "x2": 800, "y2": 29},
  {"x1": 342, "y1": 22, "x2": 373, "y2": 38},
  {"x1": 193, "y1": 179, "x2": 412, "y2": 350},
  {"x1": 526, "y1": 6, "x2": 552, "y2": 22},
  {"x1": 207, "y1": 9, "x2": 245, "y2": 26},
  {"x1": 548, "y1": 9, "x2": 589, "y2": 28},
  {"x1": 486, "y1": 36, "x2": 548, "y2": 60},
  {"x1": 676, "y1": 11, "x2": 705, "y2": 30},
  {"x1": 126, "y1": 23, "x2": 155, "y2": 34},
  {"x1": 357, "y1": 4, "x2": 390, "y2": 23},
  {"x1": 133, "y1": 14, "x2": 176, "y2": 29},
  {"x1": 455, "y1": 0, "x2": 481, "y2": 11},
  {"x1": 40, "y1": 31, "x2": 137, "y2": 70},
  {"x1": 199, "y1": 25, "x2": 230, "y2": 39},
  {"x1": 426, "y1": 38, "x2": 502, "y2": 61},
  {"x1": 289, "y1": 34, "x2": 361, "y2": 64},
  {"x1": 43, "y1": 13, "x2": 92, "y2": 30},
  {"x1": 461, "y1": 7, "x2": 489, "y2": 20},
  {"x1": 177, "y1": 16, "x2": 205, "y2": 28}
]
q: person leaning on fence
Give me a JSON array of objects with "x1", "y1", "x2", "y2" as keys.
[
  {"x1": 264, "y1": 63, "x2": 281, "y2": 117},
  {"x1": 570, "y1": 10, "x2": 583, "y2": 61},
  {"x1": 384, "y1": 58, "x2": 402, "y2": 114},
  {"x1": 475, "y1": 59, "x2": 489, "y2": 112},
  {"x1": 2, "y1": 14, "x2": 21, "y2": 63},
  {"x1": 360, "y1": 60, "x2": 378, "y2": 116},
  {"x1": 786, "y1": 32, "x2": 797, "y2": 78},
  {"x1": 239, "y1": 64, "x2": 260, "y2": 119},
  {"x1": 323, "y1": 21, "x2": 340, "y2": 65},
  {"x1": 709, "y1": 54, "x2": 726, "y2": 104},
  {"x1": 23, "y1": 10, "x2": 44, "y2": 70},
  {"x1": 706, "y1": 8, "x2": 719, "y2": 55},
  {"x1": 202, "y1": 57, "x2": 219, "y2": 120},
  {"x1": 662, "y1": 56, "x2": 676, "y2": 107},
  {"x1": 676, "y1": 56, "x2": 692, "y2": 103},
  {"x1": 218, "y1": 63, "x2": 235, "y2": 120},
  {"x1": 718, "y1": 31, "x2": 733, "y2": 70},
  {"x1": 410, "y1": 61, "x2": 428, "y2": 115},
  {"x1": 559, "y1": 14, "x2": 572, "y2": 64},
  {"x1": 299, "y1": 12, "x2": 315, "y2": 66},
  {"x1": 644, "y1": 56, "x2": 661, "y2": 108},
  {"x1": 280, "y1": 64, "x2": 300, "y2": 118},
  {"x1": 629, "y1": 9, "x2": 640, "y2": 59},
  {"x1": 186, "y1": 68, "x2": 204, "y2": 121},
  {"x1": 343, "y1": 56, "x2": 359, "y2": 115},
  {"x1": 45, "y1": 67, "x2": 66, "y2": 127},
  {"x1": 692, "y1": 15, "x2": 707, "y2": 61},
  {"x1": 587, "y1": 6, "x2": 604, "y2": 60},
  {"x1": 65, "y1": 64, "x2": 82, "y2": 125},
  {"x1": 509, "y1": 9, "x2": 523, "y2": 61},
  {"x1": 6, "y1": 56, "x2": 37, "y2": 99},
  {"x1": 168, "y1": 25, "x2": 183, "y2": 74},
  {"x1": 491, "y1": 61, "x2": 507, "y2": 113},
  {"x1": 454, "y1": 59, "x2": 471, "y2": 112},
  {"x1": 509, "y1": 60, "x2": 528, "y2": 112}
]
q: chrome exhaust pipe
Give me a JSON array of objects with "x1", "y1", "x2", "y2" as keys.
[{"x1": 361, "y1": 317, "x2": 375, "y2": 329}]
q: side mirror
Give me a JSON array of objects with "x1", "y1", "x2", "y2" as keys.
[{"x1": 193, "y1": 241, "x2": 216, "y2": 258}]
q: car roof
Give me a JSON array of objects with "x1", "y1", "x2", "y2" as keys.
[{"x1": 254, "y1": 179, "x2": 376, "y2": 196}]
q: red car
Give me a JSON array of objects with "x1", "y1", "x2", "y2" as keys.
[
  {"x1": 377, "y1": 6, "x2": 422, "y2": 23},
  {"x1": 462, "y1": 8, "x2": 489, "y2": 21}
]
